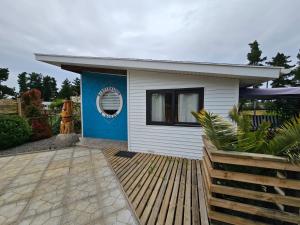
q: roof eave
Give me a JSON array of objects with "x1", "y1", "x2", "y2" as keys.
[{"x1": 34, "y1": 53, "x2": 282, "y2": 82}]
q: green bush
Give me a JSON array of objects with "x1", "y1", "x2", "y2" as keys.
[
  {"x1": 49, "y1": 99, "x2": 64, "y2": 111},
  {"x1": 52, "y1": 116, "x2": 61, "y2": 135},
  {"x1": 0, "y1": 115, "x2": 31, "y2": 150}
]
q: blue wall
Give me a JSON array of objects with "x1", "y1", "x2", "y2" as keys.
[{"x1": 81, "y1": 72, "x2": 127, "y2": 140}]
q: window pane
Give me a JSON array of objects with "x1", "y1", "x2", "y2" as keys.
[
  {"x1": 151, "y1": 93, "x2": 172, "y2": 122},
  {"x1": 100, "y1": 91, "x2": 121, "y2": 115},
  {"x1": 177, "y1": 93, "x2": 199, "y2": 123}
]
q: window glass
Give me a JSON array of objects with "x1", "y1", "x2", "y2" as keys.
[
  {"x1": 176, "y1": 93, "x2": 199, "y2": 123},
  {"x1": 151, "y1": 93, "x2": 172, "y2": 122},
  {"x1": 100, "y1": 91, "x2": 121, "y2": 115},
  {"x1": 146, "y1": 88, "x2": 204, "y2": 126},
  {"x1": 97, "y1": 87, "x2": 123, "y2": 118}
]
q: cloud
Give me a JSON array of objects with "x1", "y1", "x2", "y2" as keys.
[{"x1": 0, "y1": 0, "x2": 299, "y2": 89}]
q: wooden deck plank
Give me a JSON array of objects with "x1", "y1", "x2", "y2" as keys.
[
  {"x1": 191, "y1": 160, "x2": 200, "y2": 225},
  {"x1": 174, "y1": 158, "x2": 187, "y2": 225},
  {"x1": 129, "y1": 156, "x2": 164, "y2": 203},
  {"x1": 124, "y1": 155, "x2": 159, "y2": 192},
  {"x1": 146, "y1": 158, "x2": 175, "y2": 225},
  {"x1": 102, "y1": 146, "x2": 208, "y2": 225},
  {"x1": 184, "y1": 159, "x2": 192, "y2": 225},
  {"x1": 119, "y1": 153, "x2": 152, "y2": 182},
  {"x1": 132, "y1": 157, "x2": 166, "y2": 208},
  {"x1": 196, "y1": 161, "x2": 209, "y2": 225},
  {"x1": 165, "y1": 160, "x2": 183, "y2": 225},
  {"x1": 136, "y1": 157, "x2": 170, "y2": 217},
  {"x1": 117, "y1": 153, "x2": 148, "y2": 178},
  {"x1": 156, "y1": 159, "x2": 179, "y2": 225}
]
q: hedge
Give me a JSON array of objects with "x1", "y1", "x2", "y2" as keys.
[{"x1": 0, "y1": 115, "x2": 31, "y2": 150}]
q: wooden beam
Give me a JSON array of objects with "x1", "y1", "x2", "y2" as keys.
[{"x1": 61, "y1": 64, "x2": 127, "y2": 75}]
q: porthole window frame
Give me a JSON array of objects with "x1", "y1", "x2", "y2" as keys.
[{"x1": 96, "y1": 87, "x2": 123, "y2": 119}]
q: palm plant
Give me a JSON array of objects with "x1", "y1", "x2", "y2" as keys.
[{"x1": 193, "y1": 106, "x2": 300, "y2": 163}]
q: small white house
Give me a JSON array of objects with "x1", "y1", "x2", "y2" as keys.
[{"x1": 35, "y1": 54, "x2": 282, "y2": 159}]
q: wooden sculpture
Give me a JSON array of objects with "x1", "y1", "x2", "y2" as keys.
[{"x1": 60, "y1": 100, "x2": 74, "y2": 134}]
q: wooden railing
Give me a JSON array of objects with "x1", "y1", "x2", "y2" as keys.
[{"x1": 201, "y1": 136, "x2": 300, "y2": 225}]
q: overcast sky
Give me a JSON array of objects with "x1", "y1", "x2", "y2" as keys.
[{"x1": 1, "y1": 0, "x2": 299, "y2": 90}]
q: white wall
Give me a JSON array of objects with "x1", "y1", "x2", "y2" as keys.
[{"x1": 127, "y1": 70, "x2": 239, "y2": 159}]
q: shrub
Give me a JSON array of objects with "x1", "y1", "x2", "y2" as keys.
[
  {"x1": 49, "y1": 99, "x2": 64, "y2": 112},
  {"x1": 30, "y1": 118, "x2": 52, "y2": 141},
  {"x1": 0, "y1": 115, "x2": 31, "y2": 150},
  {"x1": 21, "y1": 89, "x2": 52, "y2": 141},
  {"x1": 52, "y1": 116, "x2": 61, "y2": 135}
]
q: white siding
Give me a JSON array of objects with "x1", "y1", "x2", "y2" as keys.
[{"x1": 128, "y1": 70, "x2": 239, "y2": 159}]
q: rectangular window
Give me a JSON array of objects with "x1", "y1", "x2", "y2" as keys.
[{"x1": 146, "y1": 88, "x2": 204, "y2": 126}]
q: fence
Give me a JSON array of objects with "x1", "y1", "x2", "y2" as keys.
[
  {"x1": 0, "y1": 99, "x2": 22, "y2": 115},
  {"x1": 201, "y1": 136, "x2": 300, "y2": 225}
]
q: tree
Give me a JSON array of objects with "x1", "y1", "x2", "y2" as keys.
[
  {"x1": 291, "y1": 49, "x2": 300, "y2": 87},
  {"x1": 266, "y1": 53, "x2": 295, "y2": 87},
  {"x1": 247, "y1": 40, "x2": 267, "y2": 66},
  {"x1": 59, "y1": 79, "x2": 72, "y2": 99},
  {"x1": 28, "y1": 72, "x2": 43, "y2": 91},
  {"x1": 18, "y1": 72, "x2": 28, "y2": 94},
  {"x1": 42, "y1": 76, "x2": 57, "y2": 101},
  {"x1": 247, "y1": 40, "x2": 267, "y2": 88},
  {"x1": 0, "y1": 68, "x2": 15, "y2": 99},
  {"x1": 50, "y1": 77, "x2": 58, "y2": 98},
  {"x1": 72, "y1": 77, "x2": 80, "y2": 96}
]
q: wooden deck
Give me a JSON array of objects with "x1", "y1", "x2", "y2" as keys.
[{"x1": 104, "y1": 148, "x2": 209, "y2": 225}]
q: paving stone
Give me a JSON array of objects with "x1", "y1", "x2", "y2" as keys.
[
  {"x1": 0, "y1": 145, "x2": 137, "y2": 225},
  {"x1": 9, "y1": 172, "x2": 43, "y2": 188},
  {"x1": 0, "y1": 183, "x2": 37, "y2": 206},
  {"x1": 102, "y1": 209, "x2": 138, "y2": 225},
  {"x1": 61, "y1": 197, "x2": 101, "y2": 225},
  {"x1": 0, "y1": 200, "x2": 27, "y2": 224},
  {"x1": 97, "y1": 188, "x2": 127, "y2": 218},
  {"x1": 23, "y1": 189, "x2": 65, "y2": 218},
  {"x1": 95, "y1": 166, "x2": 114, "y2": 179},
  {"x1": 42, "y1": 167, "x2": 69, "y2": 180},
  {"x1": 35, "y1": 176, "x2": 67, "y2": 195},
  {"x1": 66, "y1": 180, "x2": 97, "y2": 203},
  {"x1": 19, "y1": 207, "x2": 63, "y2": 225}
]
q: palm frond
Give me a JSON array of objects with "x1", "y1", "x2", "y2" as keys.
[
  {"x1": 192, "y1": 110, "x2": 236, "y2": 151},
  {"x1": 268, "y1": 117, "x2": 300, "y2": 163}
]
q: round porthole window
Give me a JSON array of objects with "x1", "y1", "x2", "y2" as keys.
[{"x1": 96, "y1": 87, "x2": 123, "y2": 118}]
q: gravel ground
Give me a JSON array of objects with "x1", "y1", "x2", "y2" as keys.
[{"x1": 0, "y1": 134, "x2": 80, "y2": 156}]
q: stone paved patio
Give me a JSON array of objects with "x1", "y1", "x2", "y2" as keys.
[{"x1": 0, "y1": 147, "x2": 138, "y2": 225}]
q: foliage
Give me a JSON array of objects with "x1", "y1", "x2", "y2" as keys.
[
  {"x1": 291, "y1": 49, "x2": 300, "y2": 87},
  {"x1": 193, "y1": 106, "x2": 300, "y2": 163},
  {"x1": 21, "y1": 89, "x2": 42, "y2": 117},
  {"x1": 247, "y1": 40, "x2": 267, "y2": 66},
  {"x1": 0, "y1": 115, "x2": 31, "y2": 150},
  {"x1": 21, "y1": 89, "x2": 52, "y2": 140},
  {"x1": 0, "y1": 68, "x2": 15, "y2": 99},
  {"x1": 17, "y1": 72, "x2": 58, "y2": 100},
  {"x1": 49, "y1": 98, "x2": 64, "y2": 111},
  {"x1": 51, "y1": 116, "x2": 61, "y2": 135},
  {"x1": 42, "y1": 75, "x2": 58, "y2": 101},
  {"x1": 30, "y1": 118, "x2": 52, "y2": 141},
  {"x1": 17, "y1": 72, "x2": 28, "y2": 94},
  {"x1": 266, "y1": 52, "x2": 295, "y2": 87},
  {"x1": 246, "y1": 40, "x2": 267, "y2": 88},
  {"x1": 72, "y1": 77, "x2": 80, "y2": 96},
  {"x1": 268, "y1": 117, "x2": 300, "y2": 163},
  {"x1": 28, "y1": 72, "x2": 43, "y2": 91},
  {"x1": 58, "y1": 79, "x2": 73, "y2": 99}
]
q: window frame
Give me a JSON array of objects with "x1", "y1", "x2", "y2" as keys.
[{"x1": 146, "y1": 87, "x2": 204, "y2": 127}]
